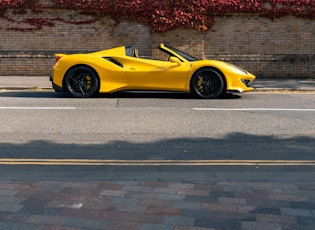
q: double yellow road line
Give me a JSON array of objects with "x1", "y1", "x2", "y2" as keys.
[{"x1": 1, "y1": 159, "x2": 315, "y2": 166}]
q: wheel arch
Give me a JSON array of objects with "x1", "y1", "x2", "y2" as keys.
[
  {"x1": 62, "y1": 64, "x2": 100, "y2": 92},
  {"x1": 190, "y1": 66, "x2": 227, "y2": 92}
]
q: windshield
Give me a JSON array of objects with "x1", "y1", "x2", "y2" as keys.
[{"x1": 164, "y1": 44, "x2": 199, "y2": 61}]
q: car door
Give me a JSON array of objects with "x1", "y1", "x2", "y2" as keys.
[{"x1": 125, "y1": 57, "x2": 190, "y2": 91}]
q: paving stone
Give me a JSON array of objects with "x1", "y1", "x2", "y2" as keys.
[
  {"x1": 211, "y1": 211, "x2": 256, "y2": 222},
  {"x1": 173, "y1": 201, "x2": 201, "y2": 210},
  {"x1": 110, "y1": 197, "x2": 139, "y2": 206},
  {"x1": 283, "y1": 188, "x2": 315, "y2": 197},
  {"x1": 177, "y1": 189, "x2": 209, "y2": 197},
  {"x1": 252, "y1": 206, "x2": 281, "y2": 215},
  {"x1": 181, "y1": 209, "x2": 211, "y2": 219},
  {"x1": 158, "y1": 193, "x2": 185, "y2": 201},
  {"x1": 241, "y1": 221, "x2": 281, "y2": 230},
  {"x1": 21, "y1": 205, "x2": 62, "y2": 215},
  {"x1": 60, "y1": 208, "x2": 98, "y2": 219},
  {"x1": 201, "y1": 203, "x2": 238, "y2": 212},
  {"x1": 223, "y1": 185, "x2": 251, "y2": 193},
  {"x1": 141, "y1": 223, "x2": 173, "y2": 230},
  {"x1": 122, "y1": 185, "x2": 153, "y2": 193},
  {"x1": 247, "y1": 198, "x2": 288, "y2": 209},
  {"x1": 145, "y1": 207, "x2": 181, "y2": 216},
  {"x1": 169, "y1": 183, "x2": 194, "y2": 189},
  {"x1": 193, "y1": 183, "x2": 224, "y2": 191},
  {"x1": 163, "y1": 216, "x2": 195, "y2": 226},
  {"x1": 0, "y1": 189, "x2": 20, "y2": 196},
  {"x1": 107, "y1": 221, "x2": 142, "y2": 230},
  {"x1": 116, "y1": 204, "x2": 146, "y2": 213},
  {"x1": 100, "y1": 190, "x2": 127, "y2": 197},
  {"x1": 0, "y1": 221, "x2": 38, "y2": 230},
  {"x1": 256, "y1": 214, "x2": 297, "y2": 224},
  {"x1": 269, "y1": 194, "x2": 310, "y2": 202},
  {"x1": 35, "y1": 181, "x2": 99, "y2": 189},
  {"x1": 138, "y1": 199, "x2": 173, "y2": 208},
  {"x1": 112, "y1": 212, "x2": 163, "y2": 224},
  {"x1": 243, "y1": 182, "x2": 273, "y2": 189},
  {"x1": 97, "y1": 182, "x2": 123, "y2": 191},
  {"x1": 27, "y1": 214, "x2": 67, "y2": 225},
  {"x1": 22, "y1": 197, "x2": 50, "y2": 206},
  {"x1": 218, "y1": 197, "x2": 247, "y2": 205},
  {"x1": 174, "y1": 226, "x2": 215, "y2": 230},
  {"x1": 210, "y1": 190, "x2": 235, "y2": 198},
  {"x1": 0, "y1": 212, "x2": 30, "y2": 222},
  {"x1": 273, "y1": 183, "x2": 298, "y2": 190},
  {"x1": 153, "y1": 187, "x2": 178, "y2": 194},
  {"x1": 126, "y1": 191, "x2": 159, "y2": 199},
  {"x1": 195, "y1": 217, "x2": 241, "y2": 229},
  {"x1": 289, "y1": 201, "x2": 315, "y2": 210},
  {"x1": 0, "y1": 196, "x2": 26, "y2": 204},
  {"x1": 185, "y1": 194, "x2": 217, "y2": 203},
  {"x1": 237, "y1": 205, "x2": 256, "y2": 213},
  {"x1": 281, "y1": 208, "x2": 312, "y2": 217},
  {"x1": 63, "y1": 217, "x2": 109, "y2": 229},
  {"x1": 0, "y1": 204, "x2": 24, "y2": 212},
  {"x1": 139, "y1": 181, "x2": 169, "y2": 188},
  {"x1": 0, "y1": 183, "x2": 36, "y2": 191},
  {"x1": 94, "y1": 210, "x2": 128, "y2": 221},
  {"x1": 116, "y1": 181, "x2": 140, "y2": 187},
  {"x1": 251, "y1": 187, "x2": 283, "y2": 195},
  {"x1": 297, "y1": 216, "x2": 315, "y2": 226}
]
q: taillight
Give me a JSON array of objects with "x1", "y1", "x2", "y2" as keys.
[{"x1": 55, "y1": 55, "x2": 62, "y2": 62}]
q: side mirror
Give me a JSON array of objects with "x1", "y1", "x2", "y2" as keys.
[{"x1": 169, "y1": 56, "x2": 182, "y2": 66}]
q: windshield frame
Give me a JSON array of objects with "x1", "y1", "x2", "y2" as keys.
[{"x1": 159, "y1": 44, "x2": 199, "y2": 62}]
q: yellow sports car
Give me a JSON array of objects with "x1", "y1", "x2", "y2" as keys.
[{"x1": 51, "y1": 43, "x2": 255, "y2": 98}]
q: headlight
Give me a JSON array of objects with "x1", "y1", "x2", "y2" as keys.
[{"x1": 226, "y1": 63, "x2": 248, "y2": 75}]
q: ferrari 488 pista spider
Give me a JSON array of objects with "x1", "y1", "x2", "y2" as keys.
[{"x1": 51, "y1": 43, "x2": 255, "y2": 98}]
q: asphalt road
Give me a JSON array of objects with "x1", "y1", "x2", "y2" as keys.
[{"x1": 1, "y1": 90, "x2": 315, "y2": 181}]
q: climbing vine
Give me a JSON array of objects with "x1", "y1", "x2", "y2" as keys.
[{"x1": 0, "y1": 0, "x2": 314, "y2": 32}]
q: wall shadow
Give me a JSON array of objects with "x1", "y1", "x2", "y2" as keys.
[
  {"x1": 1, "y1": 132, "x2": 315, "y2": 181},
  {"x1": 1, "y1": 132, "x2": 314, "y2": 161}
]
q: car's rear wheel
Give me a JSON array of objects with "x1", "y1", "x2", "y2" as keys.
[
  {"x1": 190, "y1": 68, "x2": 225, "y2": 99},
  {"x1": 64, "y1": 66, "x2": 99, "y2": 98}
]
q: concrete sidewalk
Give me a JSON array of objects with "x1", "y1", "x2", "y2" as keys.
[{"x1": 0, "y1": 76, "x2": 314, "y2": 91}]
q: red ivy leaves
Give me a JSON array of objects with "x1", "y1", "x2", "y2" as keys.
[
  {"x1": 0, "y1": 0, "x2": 314, "y2": 32},
  {"x1": 50, "y1": 0, "x2": 315, "y2": 31}
]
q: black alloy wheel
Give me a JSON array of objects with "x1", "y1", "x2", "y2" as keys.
[
  {"x1": 64, "y1": 66, "x2": 99, "y2": 98},
  {"x1": 191, "y1": 68, "x2": 225, "y2": 99}
]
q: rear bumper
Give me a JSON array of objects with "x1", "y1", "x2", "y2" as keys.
[{"x1": 50, "y1": 73, "x2": 64, "y2": 92}]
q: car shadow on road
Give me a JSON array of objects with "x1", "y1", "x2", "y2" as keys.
[
  {"x1": 0, "y1": 90, "x2": 241, "y2": 99},
  {"x1": 102, "y1": 91, "x2": 241, "y2": 99}
]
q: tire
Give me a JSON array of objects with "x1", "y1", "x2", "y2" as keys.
[
  {"x1": 190, "y1": 68, "x2": 225, "y2": 99},
  {"x1": 64, "y1": 66, "x2": 99, "y2": 98}
]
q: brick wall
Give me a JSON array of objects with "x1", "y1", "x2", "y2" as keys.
[{"x1": 0, "y1": 7, "x2": 314, "y2": 78}]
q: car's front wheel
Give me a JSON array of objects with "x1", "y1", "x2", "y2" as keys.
[
  {"x1": 64, "y1": 66, "x2": 99, "y2": 98},
  {"x1": 190, "y1": 68, "x2": 225, "y2": 99}
]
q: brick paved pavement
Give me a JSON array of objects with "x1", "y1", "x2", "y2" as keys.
[{"x1": 0, "y1": 180, "x2": 315, "y2": 229}]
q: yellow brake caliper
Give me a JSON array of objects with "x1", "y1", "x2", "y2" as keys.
[
  {"x1": 86, "y1": 76, "x2": 91, "y2": 90},
  {"x1": 197, "y1": 76, "x2": 204, "y2": 93}
]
